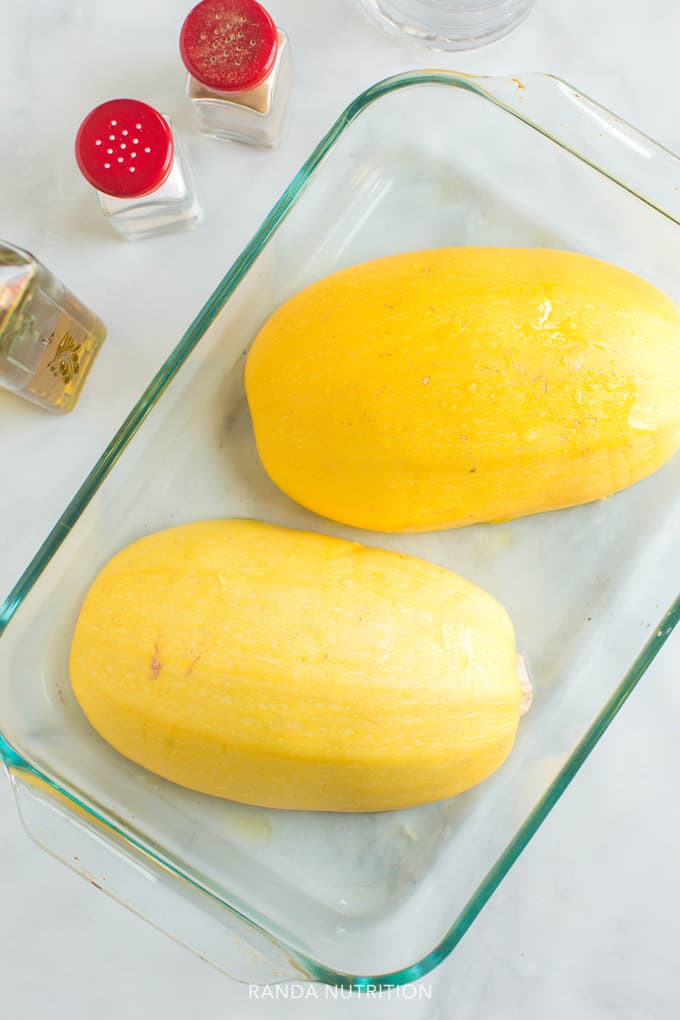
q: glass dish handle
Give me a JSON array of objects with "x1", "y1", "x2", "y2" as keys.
[
  {"x1": 474, "y1": 72, "x2": 680, "y2": 224},
  {"x1": 7, "y1": 764, "x2": 308, "y2": 985}
]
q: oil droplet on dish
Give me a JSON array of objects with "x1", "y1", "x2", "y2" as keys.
[
  {"x1": 478, "y1": 524, "x2": 515, "y2": 554},
  {"x1": 228, "y1": 808, "x2": 272, "y2": 844}
]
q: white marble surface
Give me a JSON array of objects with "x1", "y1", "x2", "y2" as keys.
[{"x1": 1, "y1": 0, "x2": 679, "y2": 1015}]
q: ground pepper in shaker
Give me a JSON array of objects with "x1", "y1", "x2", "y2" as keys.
[
  {"x1": 76, "y1": 99, "x2": 201, "y2": 241},
  {"x1": 180, "y1": 0, "x2": 292, "y2": 147},
  {"x1": 0, "y1": 242, "x2": 106, "y2": 413}
]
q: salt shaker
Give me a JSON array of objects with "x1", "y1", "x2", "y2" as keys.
[
  {"x1": 76, "y1": 99, "x2": 202, "y2": 241},
  {"x1": 0, "y1": 242, "x2": 106, "y2": 413},
  {"x1": 180, "y1": 0, "x2": 292, "y2": 148}
]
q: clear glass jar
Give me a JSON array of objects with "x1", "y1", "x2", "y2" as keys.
[
  {"x1": 180, "y1": 0, "x2": 292, "y2": 148},
  {"x1": 0, "y1": 242, "x2": 106, "y2": 413},
  {"x1": 356, "y1": 0, "x2": 536, "y2": 50},
  {"x1": 76, "y1": 99, "x2": 202, "y2": 241}
]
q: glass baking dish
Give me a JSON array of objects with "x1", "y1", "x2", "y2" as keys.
[{"x1": 1, "y1": 71, "x2": 679, "y2": 989}]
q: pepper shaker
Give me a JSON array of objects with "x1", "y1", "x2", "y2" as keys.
[
  {"x1": 76, "y1": 99, "x2": 202, "y2": 241},
  {"x1": 0, "y1": 242, "x2": 106, "y2": 413},
  {"x1": 180, "y1": 0, "x2": 292, "y2": 148}
]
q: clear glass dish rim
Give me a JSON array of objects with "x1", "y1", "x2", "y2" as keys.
[{"x1": 1, "y1": 69, "x2": 679, "y2": 989}]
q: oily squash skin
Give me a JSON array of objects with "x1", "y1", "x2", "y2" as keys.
[
  {"x1": 70, "y1": 519, "x2": 522, "y2": 812},
  {"x1": 245, "y1": 247, "x2": 680, "y2": 532}
]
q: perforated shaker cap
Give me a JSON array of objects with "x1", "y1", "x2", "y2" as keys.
[
  {"x1": 76, "y1": 99, "x2": 175, "y2": 199},
  {"x1": 180, "y1": 0, "x2": 279, "y2": 93}
]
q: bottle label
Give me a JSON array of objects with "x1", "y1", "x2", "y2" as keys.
[
  {"x1": 43, "y1": 324, "x2": 84, "y2": 384},
  {"x1": 28, "y1": 298, "x2": 92, "y2": 407}
]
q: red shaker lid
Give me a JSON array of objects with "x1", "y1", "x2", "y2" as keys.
[
  {"x1": 180, "y1": 0, "x2": 279, "y2": 94},
  {"x1": 76, "y1": 99, "x2": 174, "y2": 199}
]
